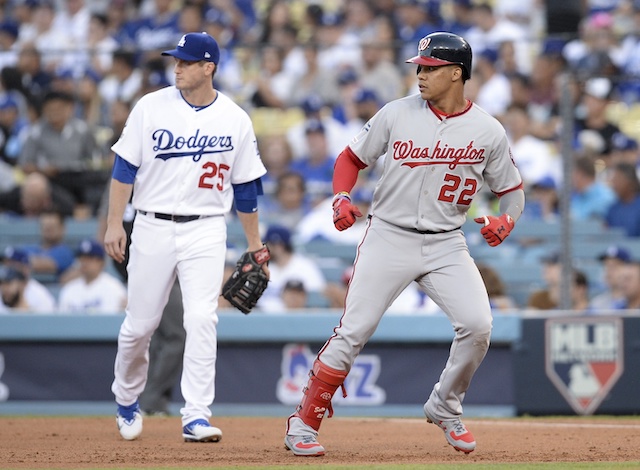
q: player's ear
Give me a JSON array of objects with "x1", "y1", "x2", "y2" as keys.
[{"x1": 451, "y1": 65, "x2": 463, "y2": 82}]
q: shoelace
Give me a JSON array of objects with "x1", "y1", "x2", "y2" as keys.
[
  {"x1": 451, "y1": 421, "x2": 467, "y2": 436},
  {"x1": 300, "y1": 435, "x2": 318, "y2": 444}
]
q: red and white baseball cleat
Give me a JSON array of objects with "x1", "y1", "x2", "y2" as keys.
[
  {"x1": 284, "y1": 434, "x2": 325, "y2": 456},
  {"x1": 424, "y1": 408, "x2": 476, "y2": 453}
]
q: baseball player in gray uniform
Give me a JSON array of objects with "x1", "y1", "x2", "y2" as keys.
[
  {"x1": 104, "y1": 32, "x2": 268, "y2": 442},
  {"x1": 284, "y1": 32, "x2": 524, "y2": 456}
]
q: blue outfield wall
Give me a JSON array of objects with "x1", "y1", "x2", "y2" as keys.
[{"x1": 0, "y1": 312, "x2": 636, "y2": 417}]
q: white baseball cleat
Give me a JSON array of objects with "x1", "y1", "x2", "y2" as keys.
[
  {"x1": 424, "y1": 407, "x2": 476, "y2": 453},
  {"x1": 116, "y1": 402, "x2": 143, "y2": 441},
  {"x1": 182, "y1": 419, "x2": 222, "y2": 442}
]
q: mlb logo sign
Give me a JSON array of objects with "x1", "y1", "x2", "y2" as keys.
[{"x1": 545, "y1": 317, "x2": 624, "y2": 415}]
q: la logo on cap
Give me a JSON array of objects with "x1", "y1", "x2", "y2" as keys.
[{"x1": 178, "y1": 35, "x2": 186, "y2": 47}]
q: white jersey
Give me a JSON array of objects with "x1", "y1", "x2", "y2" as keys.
[
  {"x1": 112, "y1": 87, "x2": 266, "y2": 216},
  {"x1": 58, "y1": 272, "x2": 127, "y2": 314},
  {"x1": 25, "y1": 279, "x2": 57, "y2": 313},
  {"x1": 349, "y1": 95, "x2": 522, "y2": 232}
]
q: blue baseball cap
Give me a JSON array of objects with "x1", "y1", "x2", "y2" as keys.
[
  {"x1": 612, "y1": 132, "x2": 638, "y2": 151},
  {"x1": 353, "y1": 88, "x2": 378, "y2": 104},
  {"x1": 598, "y1": 245, "x2": 632, "y2": 262},
  {"x1": 2, "y1": 246, "x2": 29, "y2": 265},
  {"x1": 304, "y1": 118, "x2": 325, "y2": 134},
  {"x1": 0, "y1": 266, "x2": 26, "y2": 282},
  {"x1": 76, "y1": 239, "x2": 105, "y2": 258},
  {"x1": 0, "y1": 93, "x2": 18, "y2": 111},
  {"x1": 264, "y1": 225, "x2": 292, "y2": 249},
  {"x1": 301, "y1": 94, "x2": 324, "y2": 115},
  {"x1": 162, "y1": 32, "x2": 220, "y2": 65}
]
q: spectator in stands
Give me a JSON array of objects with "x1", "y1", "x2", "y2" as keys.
[
  {"x1": 464, "y1": 2, "x2": 529, "y2": 73},
  {"x1": 527, "y1": 254, "x2": 590, "y2": 312},
  {"x1": 0, "y1": 171, "x2": 75, "y2": 218},
  {"x1": 503, "y1": 103, "x2": 560, "y2": 187},
  {"x1": 342, "y1": 0, "x2": 378, "y2": 41},
  {"x1": 20, "y1": 209, "x2": 75, "y2": 282},
  {"x1": 257, "y1": 224, "x2": 327, "y2": 312},
  {"x1": 16, "y1": 0, "x2": 70, "y2": 74},
  {"x1": 15, "y1": 43, "x2": 52, "y2": 104},
  {"x1": 441, "y1": 0, "x2": 474, "y2": 37},
  {"x1": 613, "y1": 1, "x2": 640, "y2": 88},
  {"x1": 78, "y1": 69, "x2": 107, "y2": 128},
  {"x1": 249, "y1": 44, "x2": 295, "y2": 109},
  {"x1": 522, "y1": 176, "x2": 559, "y2": 222},
  {"x1": 476, "y1": 263, "x2": 517, "y2": 311},
  {"x1": 58, "y1": 238, "x2": 126, "y2": 314},
  {"x1": 260, "y1": 171, "x2": 309, "y2": 230},
  {"x1": 98, "y1": 49, "x2": 143, "y2": 109},
  {"x1": 574, "y1": 77, "x2": 621, "y2": 158},
  {"x1": 202, "y1": 6, "x2": 243, "y2": 96},
  {"x1": 1, "y1": 245, "x2": 56, "y2": 313},
  {"x1": 341, "y1": 87, "x2": 381, "y2": 138},
  {"x1": 358, "y1": 32, "x2": 404, "y2": 104},
  {"x1": 563, "y1": 11, "x2": 620, "y2": 80},
  {"x1": 315, "y1": 9, "x2": 362, "y2": 72},
  {"x1": 605, "y1": 162, "x2": 640, "y2": 237},
  {"x1": 617, "y1": 260, "x2": 640, "y2": 310},
  {"x1": 257, "y1": 134, "x2": 293, "y2": 194},
  {"x1": 288, "y1": 119, "x2": 334, "y2": 204},
  {"x1": 525, "y1": 45, "x2": 566, "y2": 141},
  {"x1": 570, "y1": 154, "x2": 615, "y2": 221},
  {"x1": 286, "y1": 93, "x2": 349, "y2": 161},
  {"x1": 590, "y1": 245, "x2": 632, "y2": 311},
  {"x1": 0, "y1": 92, "x2": 29, "y2": 166},
  {"x1": 51, "y1": 0, "x2": 90, "y2": 50},
  {"x1": 0, "y1": 265, "x2": 30, "y2": 312},
  {"x1": 19, "y1": 90, "x2": 103, "y2": 217},
  {"x1": 608, "y1": 132, "x2": 639, "y2": 168},
  {"x1": 288, "y1": 42, "x2": 340, "y2": 108},
  {"x1": 0, "y1": 19, "x2": 20, "y2": 71},
  {"x1": 255, "y1": 0, "x2": 295, "y2": 46},
  {"x1": 473, "y1": 47, "x2": 511, "y2": 119},
  {"x1": 82, "y1": 12, "x2": 119, "y2": 77},
  {"x1": 395, "y1": 0, "x2": 441, "y2": 69},
  {"x1": 281, "y1": 279, "x2": 309, "y2": 310},
  {"x1": 268, "y1": 23, "x2": 307, "y2": 83}
]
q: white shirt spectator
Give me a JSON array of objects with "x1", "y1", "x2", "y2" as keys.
[
  {"x1": 475, "y1": 73, "x2": 512, "y2": 117},
  {"x1": 25, "y1": 279, "x2": 56, "y2": 313},
  {"x1": 58, "y1": 271, "x2": 126, "y2": 314},
  {"x1": 259, "y1": 254, "x2": 327, "y2": 313}
]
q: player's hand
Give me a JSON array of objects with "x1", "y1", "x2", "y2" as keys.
[
  {"x1": 474, "y1": 214, "x2": 514, "y2": 247},
  {"x1": 333, "y1": 193, "x2": 362, "y2": 231},
  {"x1": 104, "y1": 224, "x2": 128, "y2": 263}
]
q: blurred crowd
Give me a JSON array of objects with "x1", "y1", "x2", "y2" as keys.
[{"x1": 2, "y1": 0, "x2": 640, "y2": 314}]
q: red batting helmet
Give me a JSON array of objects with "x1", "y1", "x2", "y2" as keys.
[{"x1": 406, "y1": 32, "x2": 472, "y2": 81}]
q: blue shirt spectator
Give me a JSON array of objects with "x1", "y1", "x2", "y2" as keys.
[
  {"x1": 20, "y1": 210, "x2": 75, "y2": 280},
  {"x1": 570, "y1": 155, "x2": 615, "y2": 221},
  {"x1": 605, "y1": 163, "x2": 640, "y2": 237}
]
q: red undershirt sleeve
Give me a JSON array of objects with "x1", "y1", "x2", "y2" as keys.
[{"x1": 332, "y1": 146, "x2": 367, "y2": 195}]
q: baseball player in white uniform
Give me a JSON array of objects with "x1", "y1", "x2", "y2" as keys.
[
  {"x1": 104, "y1": 32, "x2": 267, "y2": 442},
  {"x1": 284, "y1": 32, "x2": 524, "y2": 456}
]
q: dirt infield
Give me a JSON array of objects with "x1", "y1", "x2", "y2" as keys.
[{"x1": 2, "y1": 415, "x2": 640, "y2": 468}]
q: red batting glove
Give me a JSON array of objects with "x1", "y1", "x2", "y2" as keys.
[
  {"x1": 333, "y1": 193, "x2": 362, "y2": 231},
  {"x1": 474, "y1": 214, "x2": 514, "y2": 247}
]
